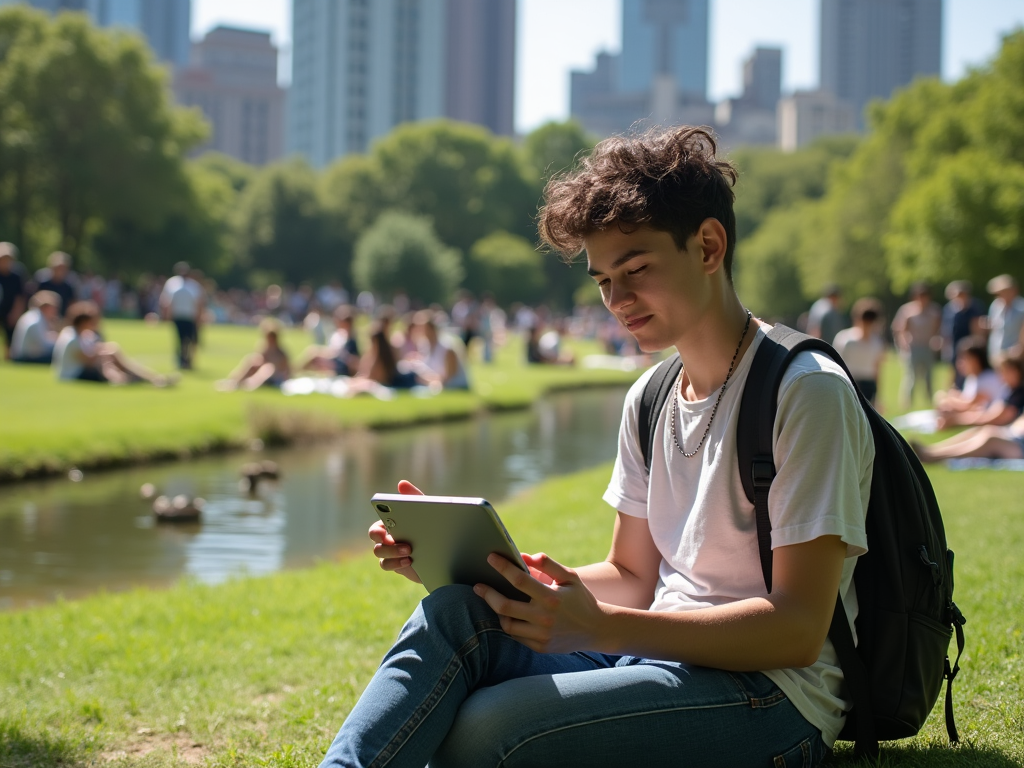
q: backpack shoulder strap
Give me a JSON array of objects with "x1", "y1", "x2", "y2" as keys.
[
  {"x1": 639, "y1": 353, "x2": 682, "y2": 473},
  {"x1": 737, "y1": 324, "x2": 862, "y2": 591},
  {"x1": 737, "y1": 324, "x2": 878, "y2": 757}
]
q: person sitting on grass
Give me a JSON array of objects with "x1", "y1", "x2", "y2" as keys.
[
  {"x1": 52, "y1": 301, "x2": 173, "y2": 386},
  {"x1": 937, "y1": 351, "x2": 1024, "y2": 430},
  {"x1": 217, "y1": 318, "x2": 293, "y2": 391},
  {"x1": 913, "y1": 413, "x2": 1024, "y2": 463},
  {"x1": 525, "y1": 320, "x2": 575, "y2": 366},
  {"x1": 319, "y1": 126, "x2": 873, "y2": 768},
  {"x1": 934, "y1": 336, "x2": 1006, "y2": 416},
  {"x1": 10, "y1": 290, "x2": 61, "y2": 364},
  {"x1": 351, "y1": 320, "x2": 432, "y2": 391},
  {"x1": 408, "y1": 309, "x2": 470, "y2": 390},
  {"x1": 297, "y1": 305, "x2": 361, "y2": 377}
]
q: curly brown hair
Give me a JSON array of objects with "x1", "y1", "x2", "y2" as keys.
[{"x1": 538, "y1": 126, "x2": 739, "y2": 279}]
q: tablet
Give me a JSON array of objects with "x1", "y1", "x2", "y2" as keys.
[{"x1": 370, "y1": 493, "x2": 530, "y2": 601}]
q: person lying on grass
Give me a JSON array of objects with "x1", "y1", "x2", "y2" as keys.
[
  {"x1": 936, "y1": 351, "x2": 1024, "y2": 430},
  {"x1": 319, "y1": 127, "x2": 873, "y2": 768},
  {"x1": 52, "y1": 301, "x2": 174, "y2": 387},
  {"x1": 913, "y1": 413, "x2": 1024, "y2": 463}
]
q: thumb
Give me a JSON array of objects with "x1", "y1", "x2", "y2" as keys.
[
  {"x1": 397, "y1": 479, "x2": 425, "y2": 495},
  {"x1": 524, "y1": 552, "x2": 576, "y2": 585}
]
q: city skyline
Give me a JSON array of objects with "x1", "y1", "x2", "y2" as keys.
[{"x1": 191, "y1": 0, "x2": 1024, "y2": 135}]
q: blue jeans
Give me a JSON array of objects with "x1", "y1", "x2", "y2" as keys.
[{"x1": 319, "y1": 586, "x2": 830, "y2": 768}]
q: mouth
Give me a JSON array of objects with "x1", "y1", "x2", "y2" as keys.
[{"x1": 622, "y1": 315, "x2": 652, "y2": 332}]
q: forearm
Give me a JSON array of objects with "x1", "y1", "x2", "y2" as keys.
[
  {"x1": 575, "y1": 560, "x2": 654, "y2": 609},
  {"x1": 593, "y1": 594, "x2": 827, "y2": 671}
]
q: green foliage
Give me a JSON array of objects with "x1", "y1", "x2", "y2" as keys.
[
  {"x1": 232, "y1": 158, "x2": 342, "y2": 286},
  {"x1": 731, "y1": 136, "x2": 859, "y2": 241},
  {"x1": 794, "y1": 31, "x2": 1024, "y2": 305},
  {"x1": 885, "y1": 151, "x2": 1024, "y2": 292},
  {"x1": 0, "y1": 7, "x2": 205, "y2": 269},
  {"x1": 323, "y1": 120, "x2": 537, "y2": 258},
  {"x1": 352, "y1": 210, "x2": 464, "y2": 305},
  {"x1": 521, "y1": 120, "x2": 596, "y2": 185},
  {"x1": 466, "y1": 230, "x2": 545, "y2": 307},
  {"x1": 735, "y1": 203, "x2": 815, "y2": 321}
]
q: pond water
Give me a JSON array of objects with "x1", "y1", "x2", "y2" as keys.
[{"x1": 0, "y1": 387, "x2": 628, "y2": 609}]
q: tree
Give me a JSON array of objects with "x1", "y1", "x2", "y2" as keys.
[
  {"x1": 0, "y1": 8, "x2": 206, "y2": 263},
  {"x1": 92, "y1": 161, "x2": 236, "y2": 279},
  {"x1": 466, "y1": 231, "x2": 545, "y2": 306},
  {"x1": 521, "y1": 120, "x2": 596, "y2": 186},
  {"x1": 885, "y1": 151, "x2": 1024, "y2": 292},
  {"x1": 352, "y1": 211, "x2": 463, "y2": 306},
  {"x1": 735, "y1": 203, "x2": 814, "y2": 321},
  {"x1": 232, "y1": 158, "x2": 342, "y2": 286}
]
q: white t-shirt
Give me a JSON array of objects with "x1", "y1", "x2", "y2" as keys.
[
  {"x1": 962, "y1": 368, "x2": 1006, "y2": 405},
  {"x1": 11, "y1": 308, "x2": 54, "y2": 359},
  {"x1": 833, "y1": 328, "x2": 885, "y2": 380},
  {"x1": 52, "y1": 326, "x2": 97, "y2": 379},
  {"x1": 988, "y1": 295, "x2": 1024, "y2": 360},
  {"x1": 603, "y1": 327, "x2": 874, "y2": 746},
  {"x1": 161, "y1": 275, "x2": 203, "y2": 319}
]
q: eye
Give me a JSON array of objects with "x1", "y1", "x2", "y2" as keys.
[{"x1": 626, "y1": 265, "x2": 647, "y2": 276}]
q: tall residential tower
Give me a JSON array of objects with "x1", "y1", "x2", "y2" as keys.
[
  {"x1": 288, "y1": 0, "x2": 515, "y2": 168},
  {"x1": 820, "y1": 0, "x2": 942, "y2": 128}
]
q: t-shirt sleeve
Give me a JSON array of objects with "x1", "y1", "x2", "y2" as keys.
[
  {"x1": 602, "y1": 371, "x2": 657, "y2": 518},
  {"x1": 768, "y1": 365, "x2": 872, "y2": 558}
]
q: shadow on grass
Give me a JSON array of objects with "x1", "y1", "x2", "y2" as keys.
[
  {"x1": 829, "y1": 742, "x2": 1020, "y2": 767},
  {"x1": 0, "y1": 720, "x2": 87, "y2": 768}
]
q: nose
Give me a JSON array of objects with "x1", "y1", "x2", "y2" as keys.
[{"x1": 605, "y1": 280, "x2": 634, "y2": 312}]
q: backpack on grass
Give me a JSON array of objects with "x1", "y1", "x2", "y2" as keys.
[{"x1": 638, "y1": 324, "x2": 966, "y2": 759}]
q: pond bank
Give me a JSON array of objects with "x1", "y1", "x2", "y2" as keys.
[{"x1": 0, "y1": 319, "x2": 643, "y2": 484}]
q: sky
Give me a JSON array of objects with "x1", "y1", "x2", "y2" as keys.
[{"x1": 191, "y1": 0, "x2": 1024, "y2": 135}]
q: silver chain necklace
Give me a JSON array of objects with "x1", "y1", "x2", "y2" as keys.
[{"x1": 670, "y1": 309, "x2": 753, "y2": 458}]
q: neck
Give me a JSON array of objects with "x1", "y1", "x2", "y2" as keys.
[{"x1": 675, "y1": 294, "x2": 761, "y2": 401}]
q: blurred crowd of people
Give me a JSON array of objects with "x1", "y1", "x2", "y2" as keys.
[
  {"x1": 0, "y1": 241, "x2": 644, "y2": 394},
  {"x1": 801, "y1": 276, "x2": 1024, "y2": 464}
]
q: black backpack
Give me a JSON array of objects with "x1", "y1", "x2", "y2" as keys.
[{"x1": 638, "y1": 324, "x2": 966, "y2": 759}]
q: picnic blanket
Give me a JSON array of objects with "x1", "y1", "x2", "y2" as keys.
[{"x1": 947, "y1": 458, "x2": 1024, "y2": 471}]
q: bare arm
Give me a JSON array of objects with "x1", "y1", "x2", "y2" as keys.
[
  {"x1": 479, "y1": 534, "x2": 846, "y2": 671},
  {"x1": 574, "y1": 512, "x2": 661, "y2": 609}
]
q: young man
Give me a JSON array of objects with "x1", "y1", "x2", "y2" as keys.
[
  {"x1": 319, "y1": 127, "x2": 873, "y2": 768},
  {"x1": 159, "y1": 261, "x2": 205, "y2": 370}
]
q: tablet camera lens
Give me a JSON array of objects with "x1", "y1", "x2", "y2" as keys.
[{"x1": 375, "y1": 504, "x2": 391, "y2": 515}]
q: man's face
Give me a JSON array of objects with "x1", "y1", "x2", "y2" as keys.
[
  {"x1": 0, "y1": 255, "x2": 11, "y2": 275},
  {"x1": 584, "y1": 224, "x2": 713, "y2": 353},
  {"x1": 52, "y1": 264, "x2": 67, "y2": 282}
]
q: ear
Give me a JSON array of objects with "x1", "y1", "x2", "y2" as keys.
[{"x1": 696, "y1": 218, "x2": 728, "y2": 276}]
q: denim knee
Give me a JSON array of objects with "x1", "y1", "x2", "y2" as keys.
[{"x1": 391, "y1": 585, "x2": 499, "y2": 659}]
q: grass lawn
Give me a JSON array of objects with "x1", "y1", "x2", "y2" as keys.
[
  {"x1": 0, "y1": 462, "x2": 1021, "y2": 767},
  {"x1": 0, "y1": 319, "x2": 641, "y2": 482}
]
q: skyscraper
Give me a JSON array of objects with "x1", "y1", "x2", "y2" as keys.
[
  {"x1": 445, "y1": 0, "x2": 516, "y2": 137},
  {"x1": 19, "y1": 0, "x2": 192, "y2": 67},
  {"x1": 570, "y1": 0, "x2": 713, "y2": 139},
  {"x1": 820, "y1": 0, "x2": 942, "y2": 128},
  {"x1": 620, "y1": 0, "x2": 709, "y2": 99},
  {"x1": 174, "y1": 27, "x2": 286, "y2": 166},
  {"x1": 288, "y1": 0, "x2": 515, "y2": 168}
]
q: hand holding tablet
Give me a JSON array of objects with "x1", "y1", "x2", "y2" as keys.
[{"x1": 370, "y1": 490, "x2": 531, "y2": 601}]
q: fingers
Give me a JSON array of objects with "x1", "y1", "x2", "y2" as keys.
[
  {"x1": 397, "y1": 479, "x2": 424, "y2": 495},
  {"x1": 523, "y1": 552, "x2": 577, "y2": 585}
]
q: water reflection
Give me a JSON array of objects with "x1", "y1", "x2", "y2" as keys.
[{"x1": 0, "y1": 387, "x2": 627, "y2": 608}]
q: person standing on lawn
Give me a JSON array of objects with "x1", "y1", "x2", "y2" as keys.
[
  {"x1": 0, "y1": 242, "x2": 28, "y2": 360},
  {"x1": 319, "y1": 127, "x2": 873, "y2": 768},
  {"x1": 160, "y1": 261, "x2": 205, "y2": 370}
]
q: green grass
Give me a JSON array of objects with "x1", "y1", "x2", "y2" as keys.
[
  {"x1": 0, "y1": 320, "x2": 640, "y2": 481},
  {"x1": 0, "y1": 462, "x2": 1021, "y2": 767}
]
